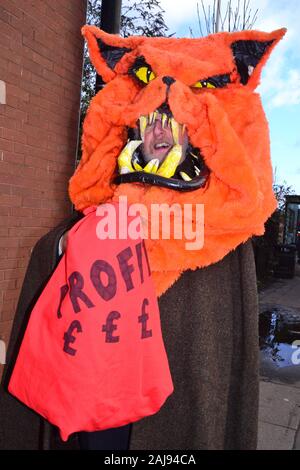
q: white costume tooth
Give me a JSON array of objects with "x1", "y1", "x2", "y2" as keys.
[
  {"x1": 144, "y1": 158, "x2": 159, "y2": 174},
  {"x1": 149, "y1": 112, "x2": 154, "y2": 125},
  {"x1": 118, "y1": 140, "x2": 142, "y2": 174},
  {"x1": 190, "y1": 151, "x2": 199, "y2": 160},
  {"x1": 139, "y1": 116, "x2": 147, "y2": 140},
  {"x1": 161, "y1": 113, "x2": 167, "y2": 128},
  {"x1": 170, "y1": 118, "x2": 180, "y2": 144},
  {"x1": 120, "y1": 167, "x2": 131, "y2": 174},
  {"x1": 180, "y1": 171, "x2": 192, "y2": 181},
  {"x1": 194, "y1": 166, "x2": 200, "y2": 176}
]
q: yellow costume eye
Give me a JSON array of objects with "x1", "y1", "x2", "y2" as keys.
[
  {"x1": 134, "y1": 66, "x2": 156, "y2": 84},
  {"x1": 192, "y1": 80, "x2": 216, "y2": 89}
]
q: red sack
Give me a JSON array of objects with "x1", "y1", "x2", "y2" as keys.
[{"x1": 8, "y1": 203, "x2": 173, "y2": 441}]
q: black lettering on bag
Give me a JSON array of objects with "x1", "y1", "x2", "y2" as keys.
[
  {"x1": 57, "y1": 284, "x2": 69, "y2": 318},
  {"x1": 90, "y1": 260, "x2": 117, "y2": 301},
  {"x1": 117, "y1": 246, "x2": 134, "y2": 291},
  {"x1": 138, "y1": 298, "x2": 152, "y2": 339},
  {"x1": 69, "y1": 271, "x2": 95, "y2": 313},
  {"x1": 142, "y1": 240, "x2": 151, "y2": 276},
  {"x1": 63, "y1": 320, "x2": 83, "y2": 356},
  {"x1": 102, "y1": 311, "x2": 121, "y2": 343}
]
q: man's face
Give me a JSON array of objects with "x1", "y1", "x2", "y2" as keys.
[{"x1": 142, "y1": 114, "x2": 188, "y2": 164}]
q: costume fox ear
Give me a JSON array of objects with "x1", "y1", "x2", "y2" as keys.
[
  {"x1": 82, "y1": 25, "x2": 138, "y2": 83},
  {"x1": 230, "y1": 28, "x2": 287, "y2": 88}
]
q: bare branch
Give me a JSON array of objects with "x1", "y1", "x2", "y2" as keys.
[{"x1": 196, "y1": 0, "x2": 258, "y2": 34}]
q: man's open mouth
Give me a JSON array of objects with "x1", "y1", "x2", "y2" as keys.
[{"x1": 114, "y1": 107, "x2": 210, "y2": 191}]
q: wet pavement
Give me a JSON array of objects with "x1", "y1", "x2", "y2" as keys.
[{"x1": 258, "y1": 263, "x2": 300, "y2": 450}]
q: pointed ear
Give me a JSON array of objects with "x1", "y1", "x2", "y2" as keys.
[
  {"x1": 82, "y1": 25, "x2": 136, "y2": 83},
  {"x1": 230, "y1": 28, "x2": 287, "y2": 88}
]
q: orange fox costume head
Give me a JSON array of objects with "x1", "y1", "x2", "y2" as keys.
[{"x1": 69, "y1": 26, "x2": 286, "y2": 296}]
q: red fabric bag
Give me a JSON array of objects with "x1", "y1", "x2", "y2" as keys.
[{"x1": 8, "y1": 203, "x2": 173, "y2": 441}]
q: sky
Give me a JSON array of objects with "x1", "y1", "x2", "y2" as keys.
[{"x1": 158, "y1": 0, "x2": 300, "y2": 194}]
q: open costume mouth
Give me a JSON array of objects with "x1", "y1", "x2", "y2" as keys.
[{"x1": 114, "y1": 105, "x2": 210, "y2": 192}]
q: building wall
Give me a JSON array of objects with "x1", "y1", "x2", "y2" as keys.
[{"x1": 0, "y1": 0, "x2": 87, "y2": 378}]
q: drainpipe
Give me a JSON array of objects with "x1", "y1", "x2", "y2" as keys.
[{"x1": 95, "y1": 0, "x2": 122, "y2": 93}]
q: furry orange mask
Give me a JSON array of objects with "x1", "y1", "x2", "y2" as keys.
[{"x1": 69, "y1": 26, "x2": 286, "y2": 296}]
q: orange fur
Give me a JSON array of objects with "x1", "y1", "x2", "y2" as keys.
[{"x1": 69, "y1": 26, "x2": 286, "y2": 296}]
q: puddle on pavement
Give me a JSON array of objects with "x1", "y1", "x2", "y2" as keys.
[{"x1": 259, "y1": 308, "x2": 300, "y2": 368}]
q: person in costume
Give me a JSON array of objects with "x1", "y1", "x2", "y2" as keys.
[{"x1": 0, "y1": 25, "x2": 286, "y2": 450}]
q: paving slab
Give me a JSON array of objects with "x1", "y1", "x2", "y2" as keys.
[
  {"x1": 257, "y1": 421, "x2": 296, "y2": 450},
  {"x1": 259, "y1": 381, "x2": 300, "y2": 430}
]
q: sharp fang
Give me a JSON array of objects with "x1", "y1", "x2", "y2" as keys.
[
  {"x1": 194, "y1": 165, "x2": 200, "y2": 176},
  {"x1": 180, "y1": 171, "x2": 192, "y2": 181},
  {"x1": 120, "y1": 167, "x2": 131, "y2": 174},
  {"x1": 139, "y1": 116, "x2": 147, "y2": 140},
  {"x1": 149, "y1": 112, "x2": 156, "y2": 125},
  {"x1": 144, "y1": 158, "x2": 159, "y2": 174},
  {"x1": 118, "y1": 140, "x2": 142, "y2": 174},
  {"x1": 133, "y1": 159, "x2": 143, "y2": 171},
  {"x1": 190, "y1": 151, "x2": 199, "y2": 159},
  {"x1": 170, "y1": 118, "x2": 180, "y2": 144},
  {"x1": 161, "y1": 113, "x2": 167, "y2": 128}
]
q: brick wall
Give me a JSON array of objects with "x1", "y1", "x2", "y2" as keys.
[{"x1": 0, "y1": 0, "x2": 87, "y2": 378}]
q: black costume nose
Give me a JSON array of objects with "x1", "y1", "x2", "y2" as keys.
[{"x1": 162, "y1": 76, "x2": 175, "y2": 86}]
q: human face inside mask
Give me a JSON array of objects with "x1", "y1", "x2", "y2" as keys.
[{"x1": 142, "y1": 114, "x2": 188, "y2": 165}]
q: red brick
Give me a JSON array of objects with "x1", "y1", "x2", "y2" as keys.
[
  {"x1": 0, "y1": 207, "x2": 9, "y2": 216},
  {"x1": 4, "y1": 105, "x2": 27, "y2": 121},
  {"x1": 11, "y1": 186, "x2": 43, "y2": 200},
  {"x1": 0, "y1": 183, "x2": 11, "y2": 195},
  {"x1": 18, "y1": 236, "x2": 41, "y2": 248},
  {"x1": 1, "y1": 0, "x2": 22, "y2": 19},
  {"x1": 3, "y1": 289, "x2": 20, "y2": 301},
  {"x1": 21, "y1": 33, "x2": 51, "y2": 60},
  {"x1": 31, "y1": 50, "x2": 53, "y2": 71},
  {"x1": 2, "y1": 127, "x2": 26, "y2": 144},
  {"x1": 6, "y1": 83, "x2": 30, "y2": 102},
  {"x1": 0, "y1": 5, "x2": 11, "y2": 24},
  {"x1": 17, "y1": 257, "x2": 30, "y2": 268},
  {"x1": 0, "y1": 228, "x2": 9, "y2": 237},
  {"x1": 0, "y1": 279, "x2": 17, "y2": 290},
  {"x1": 3, "y1": 150, "x2": 25, "y2": 165},
  {"x1": 9, "y1": 226, "x2": 46, "y2": 238},
  {"x1": 0, "y1": 18, "x2": 22, "y2": 41},
  {"x1": 0, "y1": 319, "x2": 13, "y2": 342},
  {"x1": 0, "y1": 259, "x2": 18, "y2": 270},
  {"x1": 0, "y1": 115, "x2": 17, "y2": 130},
  {"x1": 0, "y1": 247, "x2": 8, "y2": 259},
  {"x1": 1, "y1": 302, "x2": 17, "y2": 322},
  {"x1": 0, "y1": 215, "x2": 22, "y2": 227},
  {"x1": 1, "y1": 40, "x2": 21, "y2": 65},
  {"x1": 7, "y1": 247, "x2": 31, "y2": 259},
  {"x1": 0, "y1": 237, "x2": 19, "y2": 248},
  {"x1": 20, "y1": 54, "x2": 44, "y2": 79},
  {"x1": 0, "y1": 194, "x2": 22, "y2": 207},
  {"x1": 4, "y1": 267, "x2": 25, "y2": 280},
  {"x1": 0, "y1": 138, "x2": 14, "y2": 152},
  {"x1": 21, "y1": 79, "x2": 41, "y2": 97},
  {"x1": 10, "y1": 206, "x2": 32, "y2": 218},
  {"x1": 0, "y1": 30, "x2": 11, "y2": 49},
  {"x1": 21, "y1": 196, "x2": 42, "y2": 209}
]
